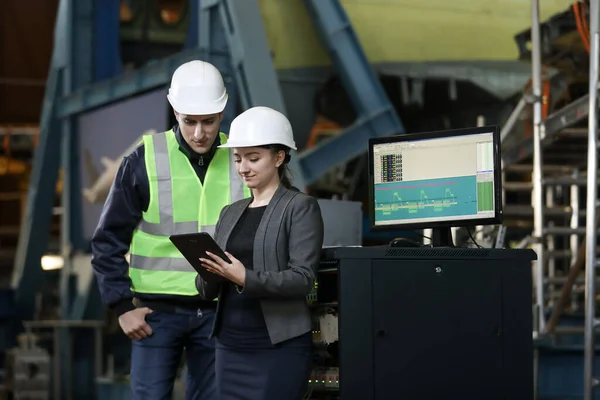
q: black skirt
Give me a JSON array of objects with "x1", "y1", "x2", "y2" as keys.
[{"x1": 215, "y1": 333, "x2": 312, "y2": 400}]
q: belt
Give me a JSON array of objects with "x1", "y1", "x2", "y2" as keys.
[{"x1": 133, "y1": 298, "x2": 216, "y2": 317}]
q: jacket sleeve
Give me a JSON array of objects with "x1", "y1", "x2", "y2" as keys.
[
  {"x1": 91, "y1": 147, "x2": 147, "y2": 317},
  {"x1": 195, "y1": 205, "x2": 228, "y2": 300},
  {"x1": 242, "y1": 195, "x2": 324, "y2": 298}
]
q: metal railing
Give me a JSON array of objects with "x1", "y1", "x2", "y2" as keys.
[{"x1": 502, "y1": 0, "x2": 599, "y2": 397}]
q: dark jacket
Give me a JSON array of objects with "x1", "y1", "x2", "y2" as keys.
[
  {"x1": 91, "y1": 126, "x2": 220, "y2": 317},
  {"x1": 195, "y1": 185, "x2": 325, "y2": 344}
]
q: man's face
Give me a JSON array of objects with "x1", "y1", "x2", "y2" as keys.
[{"x1": 175, "y1": 111, "x2": 223, "y2": 154}]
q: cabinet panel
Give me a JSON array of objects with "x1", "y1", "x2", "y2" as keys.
[{"x1": 372, "y1": 260, "x2": 504, "y2": 399}]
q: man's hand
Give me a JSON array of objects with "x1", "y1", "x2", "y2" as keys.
[{"x1": 118, "y1": 307, "x2": 154, "y2": 340}]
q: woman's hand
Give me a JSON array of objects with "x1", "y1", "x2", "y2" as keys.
[{"x1": 200, "y1": 251, "x2": 246, "y2": 287}]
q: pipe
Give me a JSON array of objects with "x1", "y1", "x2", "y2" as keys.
[
  {"x1": 530, "y1": 0, "x2": 546, "y2": 335},
  {"x1": 584, "y1": 0, "x2": 600, "y2": 397}
]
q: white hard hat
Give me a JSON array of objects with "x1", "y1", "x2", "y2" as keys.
[
  {"x1": 167, "y1": 60, "x2": 228, "y2": 115},
  {"x1": 219, "y1": 106, "x2": 297, "y2": 150}
]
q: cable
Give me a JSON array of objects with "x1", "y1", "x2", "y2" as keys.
[
  {"x1": 302, "y1": 386, "x2": 314, "y2": 400},
  {"x1": 574, "y1": 1, "x2": 591, "y2": 53},
  {"x1": 467, "y1": 226, "x2": 483, "y2": 248},
  {"x1": 413, "y1": 231, "x2": 432, "y2": 242}
]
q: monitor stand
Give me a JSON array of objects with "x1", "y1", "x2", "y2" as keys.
[{"x1": 431, "y1": 227, "x2": 454, "y2": 247}]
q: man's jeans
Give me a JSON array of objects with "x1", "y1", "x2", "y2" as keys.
[{"x1": 130, "y1": 308, "x2": 216, "y2": 400}]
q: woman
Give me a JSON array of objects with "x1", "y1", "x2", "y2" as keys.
[{"x1": 195, "y1": 106, "x2": 324, "y2": 400}]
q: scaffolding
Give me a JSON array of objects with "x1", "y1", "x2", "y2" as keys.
[{"x1": 502, "y1": 0, "x2": 599, "y2": 397}]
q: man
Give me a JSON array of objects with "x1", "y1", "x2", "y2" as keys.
[{"x1": 91, "y1": 60, "x2": 250, "y2": 399}]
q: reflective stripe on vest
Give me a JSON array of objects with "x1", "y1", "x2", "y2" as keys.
[
  {"x1": 129, "y1": 130, "x2": 250, "y2": 296},
  {"x1": 135, "y1": 131, "x2": 244, "y2": 236}
]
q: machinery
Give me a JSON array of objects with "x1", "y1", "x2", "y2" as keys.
[{"x1": 4, "y1": 334, "x2": 51, "y2": 400}]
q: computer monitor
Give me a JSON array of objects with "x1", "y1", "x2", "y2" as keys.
[{"x1": 368, "y1": 125, "x2": 503, "y2": 247}]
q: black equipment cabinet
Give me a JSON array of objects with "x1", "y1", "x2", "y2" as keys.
[{"x1": 319, "y1": 246, "x2": 537, "y2": 400}]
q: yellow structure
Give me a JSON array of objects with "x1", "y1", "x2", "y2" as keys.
[{"x1": 259, "y1": 0, "x2": 577, "y2": 70}]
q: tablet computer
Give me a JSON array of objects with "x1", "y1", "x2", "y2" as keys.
[{"x1": 169, "y1": 232, "x2": 230, "y2": 284}]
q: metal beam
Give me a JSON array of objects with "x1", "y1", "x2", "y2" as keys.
[
  {"x1": 192, "y1": 0, "x2": 239, "y2": 133},
  {"x1": 217, "y1": 0, "x2": 307, "y2": 190},
  {"x1": 500, "y1": 95, "x2": 529, "y2": 144},
  {"x1": 503, "y1": 87, "x2": 600, "y2": 165},
  {"x1": 58, "y1": 1, "x2": 97, "y2": 398},
  {"x1": 11, "y1": 5, "x2": 67, "y2": 320},
  {"x1": 219, "y1": 0, "x2": 286, "y2": 112},
  {"x1": 11, "y1": 71, "x2": 62, "y2": 319},
  {"x1": 301, "y1": 0, "x2": 404, "y2": 185},
  {"x1": 57, "y1": 48, "x2": 228, "y2": 118},
  {"x1": 299, "y1": 108, "x2": 398, "y2": 185},
  {"x1": 543, "y1": 87, "x2": 600, "y2": 137}
]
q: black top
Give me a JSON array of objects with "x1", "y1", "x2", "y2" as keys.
[
  {"x1": 218, "y1": 206, "x2": 272, "y2": 347},
  {"x1": 90, "y1": 126, "x2": 221, "y2": 317},
  {"x1": 216, "y1": 205, "x2": 313, "y2": 349}
]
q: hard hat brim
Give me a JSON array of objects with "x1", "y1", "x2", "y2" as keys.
[
  {"x1": 168, "y1": 94, "x2": 228, "y2": 116},
  {"x1": 218, "y1": 140, "x2": 297, "y2": 151}
]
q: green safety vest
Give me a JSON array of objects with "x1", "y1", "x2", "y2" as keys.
[{"x1": 129, "y1": 130, "x2": 251, "y2": 296}]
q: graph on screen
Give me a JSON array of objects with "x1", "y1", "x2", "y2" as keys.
[{"x1": 374, "y1": 176, "x2": 478, "y2": 222}]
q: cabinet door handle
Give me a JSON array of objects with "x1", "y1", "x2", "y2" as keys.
[{"x1": 375, "y1": 329, "x2": 386, "y2": 337}]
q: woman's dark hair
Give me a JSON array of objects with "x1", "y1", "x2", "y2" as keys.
[{"x1": 260, "y1": 144, "x2": 293, "y2": 189}]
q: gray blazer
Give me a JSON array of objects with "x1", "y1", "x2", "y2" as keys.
[{"x1": 195, "y1": 184, "x2": 324, "y2": 344}]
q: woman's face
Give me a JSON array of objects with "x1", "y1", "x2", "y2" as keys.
[{"x1": 234, "y1": 147, "x2": 285, "y2": 189}]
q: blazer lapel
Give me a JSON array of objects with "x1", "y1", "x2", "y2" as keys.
[
  {"x1": 216, "y1": 197, "x2": 252, "y2": 249},
  {"x1": 253, "y1": 185, "x2": 289, "y2": 272}
]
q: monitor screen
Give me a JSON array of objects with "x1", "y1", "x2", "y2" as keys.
[{"x1": 368, "y1": 126, "x2": 503, "y2": 231}]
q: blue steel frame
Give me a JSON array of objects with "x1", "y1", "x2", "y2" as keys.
[
  {"x1": 12, "y1": 0, "x2": 404, "y2": 397},
  {"x1": 299, "y1": 0, "x2": 405, "y2": 184}
]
